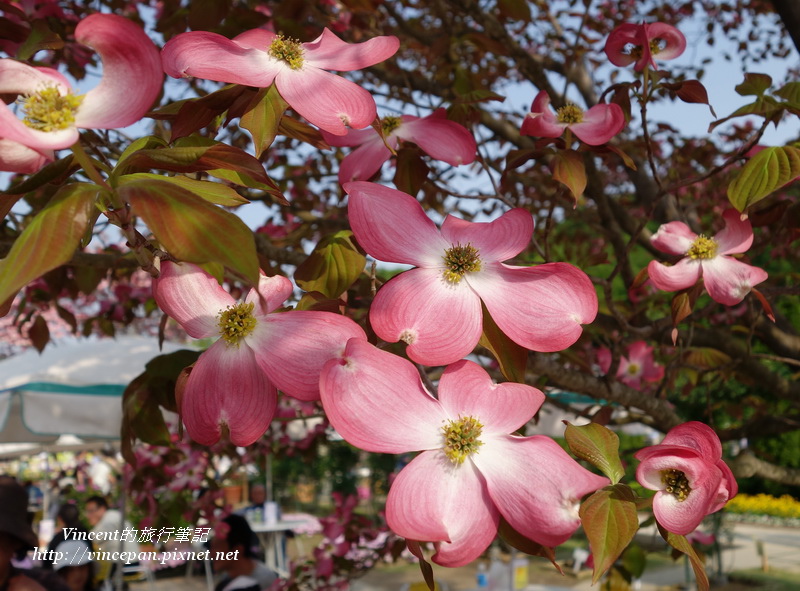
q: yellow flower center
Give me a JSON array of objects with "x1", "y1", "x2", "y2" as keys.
[
  {"x1": 626, "y1": 362, "x2": 641, "y2": 376},
  {"x1": 381, "y1": 115, "x2": 402, "y2": 135},
  {"x1": 268, "y1": 35, "x2": 304, "y2": 70},
  {"x1": 686, "y1": 235, "x2": 718, "y2": 260},
  {"x1": 442, "y1": 243, "x2": 481, "y2": 284},
  {"x1": 217, "y1": 302, "x2": 257, "y2": 346},
  {"x1": 661, "y1": 468, "x2": 692, "y2": 502},
  {"x1": 442, "y1": 416, "x2": 484, "y2": 465},
  {"x1": 650, "y1": 38, "x2": 667, "y2": 55},
  {"x1": 556, "y1": 104, "x2": 584, "y2": 124},
  {"x1": 20, "y1": 87, "x2": 83, "y2": 131}
]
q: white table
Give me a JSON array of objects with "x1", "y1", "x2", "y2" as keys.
[{"x1": 250, "y1": 519, "x2": 307, "y2": 576}]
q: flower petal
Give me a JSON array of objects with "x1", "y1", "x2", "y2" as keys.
[
  {"x1": 437, "y1": 360, "x2": 544, "y2": 436},
  {"x1": 161, "y1": 31, "x2": 280, "y2": 87},
  {"x1": 304, "y1": 28, "x2": 400, "y2": 71},
  {"x1": 714, "y1": 209, "x2": 754, "y2": 255},
  {"x1": 72, "y1": 14, "x2": 163, "y2": 129},
  {"x1": 648, "y1": 22, "x2": 687, "y2": 61},
  {"x1": 398, "y1": 110, "x2": 476, "y2": 165},
  {"x1": 647, "y1": 258, "x2": 701, "y2": 293},
  {"x1": 231, "y1": 28, "x2": 277, "y2": 49},
  {"x1": 346, "y1": 181, "x2": 450, "y2": 266},
  {"x1": 0, "y1": 139, "x2": 52, "y2": 173},
  {"x1": 245, "y1": 273, "x2": 293, "y2": 316},
  {"x1": 440, "y1": 208, "x2": 533, "y2": 263},
  {"x1": 650, "y1": 221, "x2": 697, "y2": 255},
  {"x1": 181, "y1": 341, "x2": 277, "y2": 446},
  {"x1": 370, "y1": 267, "x2": 483, "y2": 366},
  {"x1": 152, "y1": 261, "x2": 234, "y2": 338},
  {"x1": 319, "y1": 338, "x2": 446, "y2": 453},
  {"x1": 660, "y1": 422, "x2": 723, "y2": 459},
  {"x1": 475, "y1": 436, "x2": 608, "y2": 547},
  {"x1": 320, "y1": 126, "x2": 379, "y2": 148},
  {"x1": 386, "y1": 450, "x2": 499, "y2": 567},
  {"x1": 636, "y1": 449, "x2": 723, "y2": 535},
  {"x1": 570, "y1": 103, "x2": 625, "y2": 145},
  {"x1": 468, "y1": 262, "x2": 597, "y2": 352},
  {"x1": 337, "y1": 138, "x2": 392, "y2": 183},
  {"x1": 603, "y1": 23, "x2": 640, "y2": 68},
  {"x1": 701, "y1": 256, "x2": 768, "y2": 305},
  {"x1": 249, "y1": 311, "x2": 367, "y2": 401},
  {"x1": 276, "y1": 66, "x2": 378, "y2": 135},
  {"x1": 520, "y1": 91, "x2": 564, "y2": 138}
]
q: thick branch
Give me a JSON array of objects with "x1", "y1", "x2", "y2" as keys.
[
  {"x1": 729, "y1": 449, "x2": 800, "y2": 485},
  {"x1": 528, "y1": 353, "x2": 682, "y2": 431}
]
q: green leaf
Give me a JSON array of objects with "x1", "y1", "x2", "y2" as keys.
[
  {"x1": 120, "y1": 179, "x2": 259, "y2": 286},
  {"x1": 734, "y1": 73, "x2": 772, "y2": 97},
  {"x1": 114, "y1": 135, "x2": 169, "y2": 176},
  {"x1": 579, "y1": 484, "x2": 639, "y2": 584},
  {"x1": 4, "y1": 154, "x2": 79, "y2": 195},
  {"x1": 295, "y1": 231, "x2": 366, "y2": 299},
  {"x1": 564, "y1": 422, "x2": 625, "y2": 483},
  {"x1": 0, "y1": 183, "x2": 99, "y2": 305},
  {"x1": 658, "y1": 524, "x2": 710, "y2": 591},
  {"x1": 551, "y1": 149, "x2": 587, "y2": 204},
  {"x1": 117, "y1": 173, "x2": 249, "y2": 206},
  {"x1": 727, "y1": 146, "x2": 800, "y2": 211},
  {"x1": 621, "y1": 543, "x2": 647, "y2": 578},
  {"x1": 478, "y1": 302, "x2": 528, "y2": 383},
  {"x1": 393, "y1": 146, "x2": 430, "y2": 196},
  {"x1": 17, "y1": 19, "x2": 64, "y2": 61},
  {"x1": 114, "y1": 140, "x2": 287, "y2": 204},
  {"x1": 708, "y1": 96, "x2": 783, "y2": 131},
  {"x1": 774, "y1": 81, "x2": 800, "y2": 104},
  {"x1": 240, "y1": 85, "x2": 288, "y2": 157}
]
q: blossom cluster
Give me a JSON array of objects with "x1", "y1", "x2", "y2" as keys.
[{"x1": 0, "y1": 9, "x2": 752, "y2": 579}]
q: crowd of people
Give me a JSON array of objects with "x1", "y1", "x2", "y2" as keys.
[{"x1": 0, "y1": 476, "x2": 279, "y2": 591}]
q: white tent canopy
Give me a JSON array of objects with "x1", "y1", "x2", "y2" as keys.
[{"x1": 0, "y1": 335, "x2": 184, "y2": 444}]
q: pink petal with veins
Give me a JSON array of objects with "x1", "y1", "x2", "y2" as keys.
[
  {"x1": 468, "y1": 262, "x2": 597, "y2": 352},
  {"x1": 320, "y1": 338, "x2": 446, "y2": 452},
  {"x1": 73, "y1": 14, "x2": 162, "y2": 129},
  {"x1": 276, "y1": 66, "x2": 378, "y2": 135},
  {"x1": 162, "y1": 31, "x2": 281, "y2": 87},
  {"x1": 181, "y1": 340, "x2": 277, "y2": 446},
  {"x1": 152, "y1": 261, "x2": 234, "y2": 339},
  {"x1": 475, "y1": 436, "x2": 609, "y2": 547},
  {"x1": 569, "y1": 102, "x2": 625, "y2": 145},
  {"x1": 647, "y1": 258, "x2": 702, "y2": 292},
  {"x1": 440, "y1": 208, "x2": 533, "y2": 263},
  {"x1": 248, "y1": 310, "x2": 366, "y2": 401},
  {"x1": 387, "y1": 450, "x2": 499, "y2": 567},
  {"x1": 303, "y1": 28, "x2": 399, "y2": 71},
  {"x1": 346, "y1": 181, "x2": 449, "y2": 266},
  {"x1": 370, "y1": 267, "x2": 483, "y2": 365}
]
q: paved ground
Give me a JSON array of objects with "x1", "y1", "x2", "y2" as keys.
[{"x1": 138, "y1": 520, "x2": 800, "y2": 591}]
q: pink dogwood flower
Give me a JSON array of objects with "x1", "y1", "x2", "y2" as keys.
[
  {"x1": 0, "y1": 14, "x2": 162, "y2": 158},
  {"x1": 320, "y1": 339, "x2": 609, "y2": 566},
  {"x1": 604, "y1": 22, "x2": 687, "y2": 72},
  {"x1": 161, "y1": 27, "x2": 399, "y2": 136},
  {"x1": 635, "y1": 422, "x2": 737, "y2": 535},
  {"x1": 345, "y1": 182, "x2": 597, "y2": 366},
  {"x1": 597, "y1": 341, "x2": 664, "y2": 389},
  {"x1": 647, "y1": 209, "x2": 768, "y2": 305},
  {"x1": 321, "y1": 109, "x2": 476, "y2": 183},
  {"x1": 521, "y1": 90, "x2": 625, "y2": 146},
  {"x1": 152, "y1": 261, "x2": 366, "y2": 446}
]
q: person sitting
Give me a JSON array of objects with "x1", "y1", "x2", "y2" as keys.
[
  {"x1": 211, "y1": 514, "x2": 277, "y2": 591},
  {"x1": 83, "y1": 496, "x2": 139, "y2": 584},
  {"x1": 43, "y1": 504, "x2": 87, "y2": 570},
  {"x1": 0, "y1": 476, "x2": 69, "y2": 591},
  {"x1": 52, "y1": 540, "x2": 95, "y2": 591}
]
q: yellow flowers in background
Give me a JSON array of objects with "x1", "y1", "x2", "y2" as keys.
[{"x1": 726, "y1": 494, "x2": 800, "y2": 520}]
